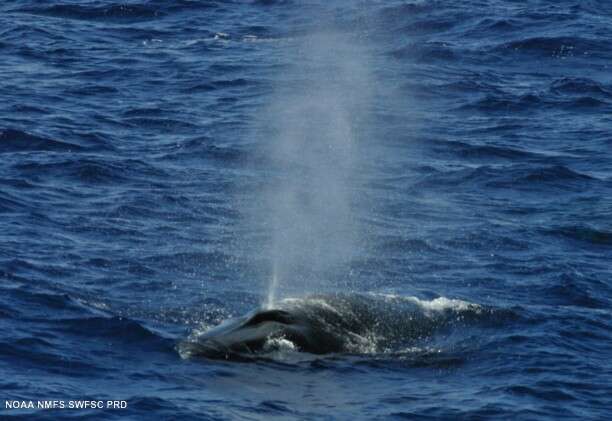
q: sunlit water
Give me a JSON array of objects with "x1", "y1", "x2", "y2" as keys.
[{"x1": 1, "y1": 1, "x2": 611, "y2": 419}]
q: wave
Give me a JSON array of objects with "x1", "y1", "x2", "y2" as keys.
[
  {"x1": 421, "y1": 79, "x2": 506, "y2": 96},
  {"x1": 426, "y1": 139, "x2": 539, "y2": 161},
  {"x1": 0, "y1": 24, "x2": 63, "y2": 43},
  {"x1": 540, "y1": 274, "x2": 610, "y2": 309},
  {"x1": 53, "y1": 316, "x2": 173, "y2": 350},
  {"x1": 0, "y1": 191, "x2": 27, "y2": 213},
  {"x1": 8, "y1": 105, "x2": 48, "y2": 115},
  {"x1": 122, "y1": 117, "x2": 199, "y2": 132},
  {"x1": 391, "y1": 41, "x2": 456, "y2": 63},
  {"x1": 13, "y1": 157, "x2": 167, "y2": 185},
  {"x1": 13, "y1": 1, "x2": 221, "y2": 23},
  {"x1": 0, "y1": 129, "x2": 83, "y2": 153},
  {"x1": 161, "y1": 136, "x2": 246, "y2": 165},
  {"x1": 0, "y1": 340, "x2": 103, "y2": 376},
  {"x1": 458, "y1": 93, "x2": 609, "y2": 113},
  {"x1": 493, "y1": 36, "x2": 610, "y2": 58},
  {"x1": 1, "y1": 285, "x2": 175, "y2": 350},
  {"x1": 378, "y1": 236, "x2": 443, "y2": 254},
  {"x1": 142, "y1": 251, "x2": 234, "y2": 273},
  {"x1": 549, "y1": 77, "x2": 612, "y2": 98},
  {"x1": 457, "y1": 94, "x2": 544, "y2": 113},
  {"x1": 398, "y1": 18, "x2": 457, "y2": 35},
  {"x1": 414, "y1": 164, "x2": 598, "y2": 193},
  {"x1": 121, "y1": 107, "x2": 168, "y2": 118},
  {"x1": 516, "y1": 165, "x2": 595, "y2": 183},
  {"x1": 182, "y1": 78, "x2": 257, "y2": 93},
  {"x1": 0, "y1": 284, "x2": 96, "y2": 320},
  {"x1": 376, "y1": 3, "x2": 435, "y2": 25},
  {"x1": 544, "y1": 225, "x2": 612, "y2": 247},
  {"x1": 14, "y1": 3, "x2": 164, "y2": 23},
  {"x1": 64, "y1": 85, "x2": 120, "y2": 96},
  {"x1": 470, "y1": 18, "x2": 524, "y2": 33}
]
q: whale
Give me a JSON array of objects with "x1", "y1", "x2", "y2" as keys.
[
  {"x1": 178, "y1": 293, "x2": 504, "y2": 361},
  {"x1": 178, "y1": 307, "x2": 344, "y2": 360}
]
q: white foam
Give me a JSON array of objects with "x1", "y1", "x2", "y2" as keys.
[
  {"x1": 263, "y1": 336, "x2": 298, "y2": 353},
  {"x1": 214, "y1": 32, "x2": 229, "y2": 40},
  {"x1": 371, "y1": 292, "x2": 480, "y2": 313},
  {"x1": 419, "y1": 297, "x2": 477, "y2": 312}
]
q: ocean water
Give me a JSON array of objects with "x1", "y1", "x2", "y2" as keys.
[{"x1": 1, "y1": 0, "x2": 612, "y2": 419}]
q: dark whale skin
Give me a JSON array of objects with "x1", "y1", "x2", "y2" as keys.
[
  {"x1": 178, "y1": 306, "x2": 346, "y2": 360},
  {"x1": 178, "y1": 294, "x2": 497, "y2": 361}
]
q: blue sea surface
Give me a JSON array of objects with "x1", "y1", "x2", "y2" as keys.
[{"x1": 1, "y1": 0, "x2": 611, "y2": 419}]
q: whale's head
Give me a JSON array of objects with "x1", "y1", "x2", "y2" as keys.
[{"x1": 178, "y1": 308, "x2": 316, "y2": 360}]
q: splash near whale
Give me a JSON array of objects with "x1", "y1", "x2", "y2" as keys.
[{"x1": 178, "y1": 294, "x2": 513, "y2": 361}]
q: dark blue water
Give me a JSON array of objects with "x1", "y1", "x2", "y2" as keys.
[{"x1": 1, "y1": 0, "x2": 611, "y2": 419}]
